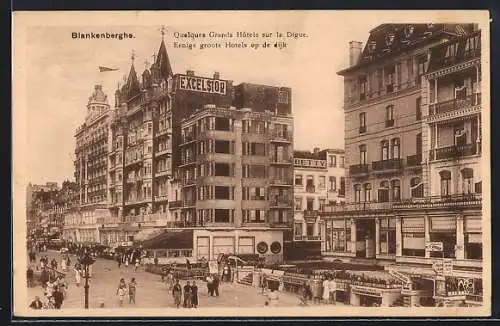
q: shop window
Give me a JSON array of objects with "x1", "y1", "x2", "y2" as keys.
[
  {"x1": 465, "y1": 233, "x2": 482, "y2": 260},
  {"x1": 429, "y1": 231, "x2": 456, "y2": 259},
  {"x1": 402, "y1": 233, "x2": 425, "y2": 257},
  {"x1": 440, "y1": 170, "x2": 452, "y2": 197}
]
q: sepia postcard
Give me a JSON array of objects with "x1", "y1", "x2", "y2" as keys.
[{"x1": 12, "y1": 10, "x2": 491, "y2": 318}]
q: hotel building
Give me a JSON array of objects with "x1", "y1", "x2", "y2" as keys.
[
  {"x1": 288, "y1": 148, "x2": 345, "y2": 260},
  {"x1": 178, "y1": 82, "x2": 294, "y2": 264},
  {"x1": 322, "y1": 24, "x2": 483, "y2": 306}
]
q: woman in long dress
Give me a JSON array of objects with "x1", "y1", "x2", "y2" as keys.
[
  {"x1": 74, "y1": 266, "x2": 81, "y2": 287},
  {"x1": 60, "y1": 257, "x2": 67, "y2": 272},
  {"x1": 322, "y1": 277, "x2": 330, "y2": 304}
]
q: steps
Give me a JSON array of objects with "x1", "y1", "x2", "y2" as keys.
[{"x1": 238, "y1": 272, "x2": 253, "y2": 286}]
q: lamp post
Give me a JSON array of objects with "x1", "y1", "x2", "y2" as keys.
[{"x1": 78, "y1": 251, "x2": 95, "y2": 309}]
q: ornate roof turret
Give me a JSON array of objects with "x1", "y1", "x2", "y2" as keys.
[
  {"x1": 124, "y1": 50, "x2": 141, "y2": 100},
  {"x1": 88, "y1": 84, "x2": 108, "y2": 105},
  {"x1": 155, "y1": 26, "x2": 173, "y2": 81}
]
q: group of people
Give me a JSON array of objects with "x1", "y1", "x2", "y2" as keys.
[
  {"x1": 116, "y1": 278, "x2": 138, "y2": 307},
  {"x1": 116, "y1": 252, "x2": 141, "y2": 271},
  {"x1": 28, "y1": 262, "x2": 68, "y2": 309},
  {"x1": 205, "y1": 274, "x2": 220, "y2": 297},
  {"x1": 171, "y1": 279, "x2": 199, "y2": 308}
]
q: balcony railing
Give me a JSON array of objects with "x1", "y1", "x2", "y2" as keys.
[
  {"x1": 429, "y1": 93, "x2": 481, "y2": 116},
  {"x1": 372, "y1": 158, "x2": 403, "y2": 172},
  {"x1": 385, "y1": 119, "x2": 395, "y2": 127},
  {"x1": 429, "y1": 143, "x2": 479, "y2": 161},
  {"x1": 359, "y1": 125, "x2": 367, "y2": 133},
  {"x1": 271, "y1": 133, "x2": 293, "y2": 142},
  {"x1": 294, "y1": 235, "x2": 321, "y2": 241},
  {"x1": 323, "y1": 201, "x2": 393, "y2": 213},
  {"x1": 303, "y1": 210, "x2": 319, "y2": 218},
  {"x1": 169, "y1": 200, "x2": 183, "y2": 208},
  {"x1": 271, "y1": 155, "x2": 293, "y2": 164},
  {"x1": 392, "y1": 193, "x2": 482, "y2": 209},
  {"x1": 406, "y1": 154, "x2": 422, "y2": 167},
  {"x1": 270, "y1": 198, "x2": 293, "y2": 208},
  {"x1": 305, "y1": 185, "x2": 316, "y2": 193},
  {"x1": 349, "y1": 164, "x2": 369, "y2": 176},
  {"x1": 270, "y1": 178, "x2": 293, "y2": 186}
]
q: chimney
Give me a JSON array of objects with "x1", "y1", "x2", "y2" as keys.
[
  {"x1": 349, "y1": 41, "x2": 363, "y2": 67},
  {"x1": 213, "y1": 71, "x2": 220, "y2": 79},
  {"x1": 186, "y1": 70, "x2": 195, "y2": 76}
]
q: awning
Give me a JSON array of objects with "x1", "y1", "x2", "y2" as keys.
[
  {"x1": 134, "y1": 228, "x2": 165, "y2": 242},
  {"x1": 141, "y1": 229, "x2": 193, "y2": 250}
]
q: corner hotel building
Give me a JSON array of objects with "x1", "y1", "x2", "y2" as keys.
[{"x1": 322, "y1": 24, "x2": 484, "y2": 306}]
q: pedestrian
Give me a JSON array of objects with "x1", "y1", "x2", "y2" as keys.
[
  {"x1": 191, "y1": 281, "x2": 198, "y2": 308},
  {"x1": 206, "y1": 275, "x2": 214, "y2": 296},
  {"x1": 260, "y1": 274, "x2": 266, "y2": 295},
  {"x1": 40, "y1": 268, "x2": 50, "y2": 288},
  {"x1": 183, "y1": 281, "x2": 192, "y2": 308},
  {"x1": 186, "y1": 259, "x2": 191, "y2": 270},
  {"x1": 29, "y1": 296, "x2": 43, "y2": 309},
  {"x1": 58, "y1": 275, "x2": 68, "y2": 299},
  {"x1": 322, "y1": 277, "x2": 330, "y2": 304},
  {"x1": 125, "y1": 255, "x2": 129, "y2": 267},
  {"x1": 116, "y1": 278, "x2": 127, "y2": 307},
  {"x1": 299, "y1": 282, "x2": 308, "y2": 306},
  {"x1": 134, "y1": 258, "x2": 140, "y2": 271},
  {"x1": 74, "y1": 264, "x2": 81, "y2": 287},
  {"x1": 172, "y1": 279, "x2": 182, "y2": 308},
  {"x1": 128, "y1": 278, "x2": 137, "y2": 304},
  {"x1": 51, "y1": 258, "x2": 58, "y2": 270},
  {"x1": 27, "y1": 266, "x2": 34, "y2": 288},
  {"x1": 40, "y1": 257, "x2": 46, "y2": 269},
  {"x1": 61, "y1": 257, "x2": 67, "y2": 272},
  {"x1": 213, "y1": 275, "x2": 220, "y2": 297},
  {"x1": 52, "y1": 286, "x2": 64, "y2": 309},
  {"x1": 117, "y1": 254, "x2": 122, "y2": 268},
  {"x1": 154, "y1": 257, "x2": 159, "y2": 266}
]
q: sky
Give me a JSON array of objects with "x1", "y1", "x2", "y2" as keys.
[{"x1": 21, "y1": 12, "x2": 381, "y2": 185}]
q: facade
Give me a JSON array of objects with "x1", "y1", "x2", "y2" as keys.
[
  {"x1": 69, "y1": 84, "x2": 112, "y2": 243},
  {"x1": 292, "y1": 148, "x2": 345, "y2": 246},
  {"x1": 322, "y1": 23, "x2": 483, "y2": 306},
  {"x1": 26, "y1": 182, "x2": 59, "y2": 235},
  {"x1": 179, "y1": 81, "x2": 294, "y2": 263}
]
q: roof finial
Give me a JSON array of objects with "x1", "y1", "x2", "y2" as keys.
[
  {"x1": 152, "y1": 53, "x2": 157, "y2": 62},
  {"x1": 144, "y1": 59, "x2": 150, "y2": 69},
  {"x1": 159, "y1": 25, "x2": 167, "y2": 40},
  {"x1": 131, "y1": 50, "x2": 136, "y2": 63}
]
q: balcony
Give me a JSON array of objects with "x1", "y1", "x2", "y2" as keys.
[
  {"x1": 385, "y1": 119, "x2": 395, "y2": 128},
  {"x1": 155, "y1": 127, "x2": 172, "y2": 138},
  {"x1": 359, "y1": 125, "x2": 367, "y2": 134},
  {"x1": 349, "y1": 164, "x2": 369, "y2": 177},
  {"x1": 406, "y1": 154, "x2": 422, "y2": 167},
  {"x1": 429, "y1": 143, "x2": 479, "y2": 161},
  {"x1": 271, "y1": 133, "x2": 293, "y2": 143},
  {"x1": 294, "y1": 235, "x2": 321, "y2": 241},
  {"x1": 392, "y1": 193, "x2": 482, "y2": 210},
  {"x1": 429, "y1": 94, "x2": 481, "y2": 117},
  {"x1": 303, "y1": 210, "x2": 319, "y2": 219},
  {"x1": 270, "y1": 178, "x2": 293, "y2": 186},
  {"x1": 271, "y1": 155, "x2": 293, "y2": 165},
  {"x1": 155, "y1": 169, "x2": 171, "y2": 178},
  {"x1": 372, "y1": 158, "x2": 403, "y2": 173},
  {"x1": 169, "y1": 200, "x2": 183, "y2": 209},
  {"x1": 270, "y1": 197, "x2": 293, "y2": 208},
  {"x1": 305, "y1": 185, "x2": 316, "y2": 193},
  {"x1": 155, "y1": 147, "x2": 172, "y2": 157},
  {"x1": 154, "y1": 194, "x2": 168, "y2": 202},
  {"x1": 323, "y1": 201, "x2": 393, "y2": 214}
]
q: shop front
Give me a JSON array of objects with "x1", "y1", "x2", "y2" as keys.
[
  {"x1": 349, "y1": 285, "x2": 402, "y2": 307},
  {"x1": 332, "y1": 281, "x2": 350, "y2": 304},
  {"x1": 433, "y1": 275, "x2": 483, "y2": 307}
]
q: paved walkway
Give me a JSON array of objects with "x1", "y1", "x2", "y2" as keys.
[{"x1": 27, "y1": 251, "x2": 301, "y2": 309}]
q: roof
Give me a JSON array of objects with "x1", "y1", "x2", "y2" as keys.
[
  {"x1": 141, "y1": 229, "x2": 193, "y2": 250},
  {"x1": 294, "y1": 150, "x2": 327, "y2": 160},
  {"x1": 338, "y1": 24, "x2": 476, "y2": 76},
  {"x1": 133, "y1": 228, "x2": 165, "y2": 242}
]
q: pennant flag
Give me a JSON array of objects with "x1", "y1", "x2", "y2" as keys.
[
  {"x1": 99, "y1": 66, "x2": 119, "y2": 72},
  {"x1": 455, "y1": 25, "x2": 468, "y2": 36}
]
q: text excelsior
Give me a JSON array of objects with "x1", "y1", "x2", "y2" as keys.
[{"x1": 178, "y1": 75, "x2": 227, "y2": 95}]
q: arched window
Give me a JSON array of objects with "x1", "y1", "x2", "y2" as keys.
[
  {"x1": 381, "y1": 140, "x2": 389, "y2": 160},
  {"x1": 378, "y1": 181, "x2": 390, "y2": 203},
  {"x1": 461, "y1": 168, "x2": 474, "y2": 194},
  {"x1": 391, "y1": 179, "x2": 401, "y2": 201},
  {"x1": 354, "y1": 184, "x2": 362, "y2": 203},
  {"x1": 410, "y1": 177, "x2": 423, "y2": 198},
  {"x1": 440, "y1": 170, "x2": 452, "y2": 196},
  {"x1": 391, "y1": 138, "x2": 400, "y2": 159},
  {"x1": 363, "y1": 183, "x2": 372, "y2": 202}
]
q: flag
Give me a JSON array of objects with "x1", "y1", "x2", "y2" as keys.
[{"x1": 99, "y1": 66, "x2": 119, "y2": 72}]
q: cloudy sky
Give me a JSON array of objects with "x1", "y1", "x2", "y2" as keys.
[{"x1": 19, "y1": 11, "x2": 385, "y2": 185}]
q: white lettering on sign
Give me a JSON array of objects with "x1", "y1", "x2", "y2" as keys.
[
  {"x1": 178, "y1": 75, "x2": 227, "y2": 95},
  {"x1": 294, "y1": 158, "x2": 327, "y2": 169},
  {"x1": 350, "y1": 286, "x2": 382, "y2": 297},
  {"x1": 443, "y1": 259, "x2": 453, "y2": 276},
  {"x1": 425, "y1": 241, "x2": 444, "y2": 252}
]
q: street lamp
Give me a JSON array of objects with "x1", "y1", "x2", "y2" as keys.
[{"x1": 78, "y1": 251, "x2": 96, "y2": 309}]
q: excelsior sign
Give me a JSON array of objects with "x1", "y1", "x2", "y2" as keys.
[
  {"x1": 178, "y1": 75, "x2": 227, "y2": 95},
  {"x1": 294, "y1": 158, "x2": 327, "y2": 169}
]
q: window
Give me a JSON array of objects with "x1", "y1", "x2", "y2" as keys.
[
  {"x1": 410, "y1": 177, "x2": 424, "y2": 198},
  {"x1": 214, "y1": 163, "x2": 231, "y2": 177},
  {"x1": 294, "y1": 223, "x2": 303, "y2": 236},
  {"x1": 440, "y1": 170, "x2": 451, "y2": 197},
  {"x1": 359, "y1": 112, "x2": 367, "y2": 133},
  {"x1": 381, "y1": 140, "x2": 389, "y2": 160},
  {"x1": 417, "y1": 55, "x2": 427, "y2": 84},
  {"x1": 306, "y1": 198, "x2": 314, "y2": 210},
  {"x1": 329, "y1": 155, "x2": 337, "y2": 167},
  {"x1": 354, "y1": 184, "x2": 362, "y2": 203},
  {"x1": 244, "y1": 142, "x2": 266, "y2": 156},
  {"x1": 295, "y1": 174, "x2": 303, "y2": 186},
  {"x1": 339, "y1": 156, "x2": 345, "y2": 168},
  {"x1": 391, "y1": 180, "x2": 401, "y2": 201},
  {"x1": 359, "y1": 145, "x2": 367, "y2": 165},
  {"x1": 461, "y1": 168, "x2": 474, "y2": 194},
  {"x1": 215, "y1": 140, "x2": 231, "y2": 154},
  {"x1": 214, "y1": 186, "x2": 231, "y2": 200},
  {"x1": 454, "y1": 126, "x2": 466, "y2": 147},
  {"x1": 386, "y1": 65, "x2": 395, "y2": 93},
  {"x1": 378, "y1": 181, "x2": 389, "y2": 202},
  {"x1": 318, "y1": 176, "x2": 326, "y2": 189},
  {"x1": 391, "y1": 138, "x2": 400, "y2": 159},
  {"x1": 329, "y1": 176, "x2": 336, "y2": 191},
  {"x1": 475, "y1": 181, "x2": 482, "y2": 194},
  {"x1": 295, "y1": 197, "x2": 302, "y2": 210},
  {"x1": 359, "y1": 76, "x2": 368, "y2": 100},
  {"x1": 214, "y1": 209, "x2": 231, "y2": 223},
  {"x1": 248, "y1": 165, "x2": 266, "y2": 178},
  {"x1": 385, "y1": 105, "x2": 394, "y2": 127},
  {"x1": 466, "y1": 233, "x2": 482, "y2": 259},
  {"x1": 416, "y1": 97, "x2": 422, "y2": 120},
  {"x1": 278, "y1": 90, "x2": 289, "y2": 104},
  {"x1": 319, "y1": 198, "x2": 326, "y2": 211},
  {"x1": 363, "y1": 183, "x2": 372, "y2": 202},
  {"x1": 339, "y1": 177, "x2": 345, "y2": 196},
  {"x1": 214, "y1": 117, "x2": 231, "y2": 131}
]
